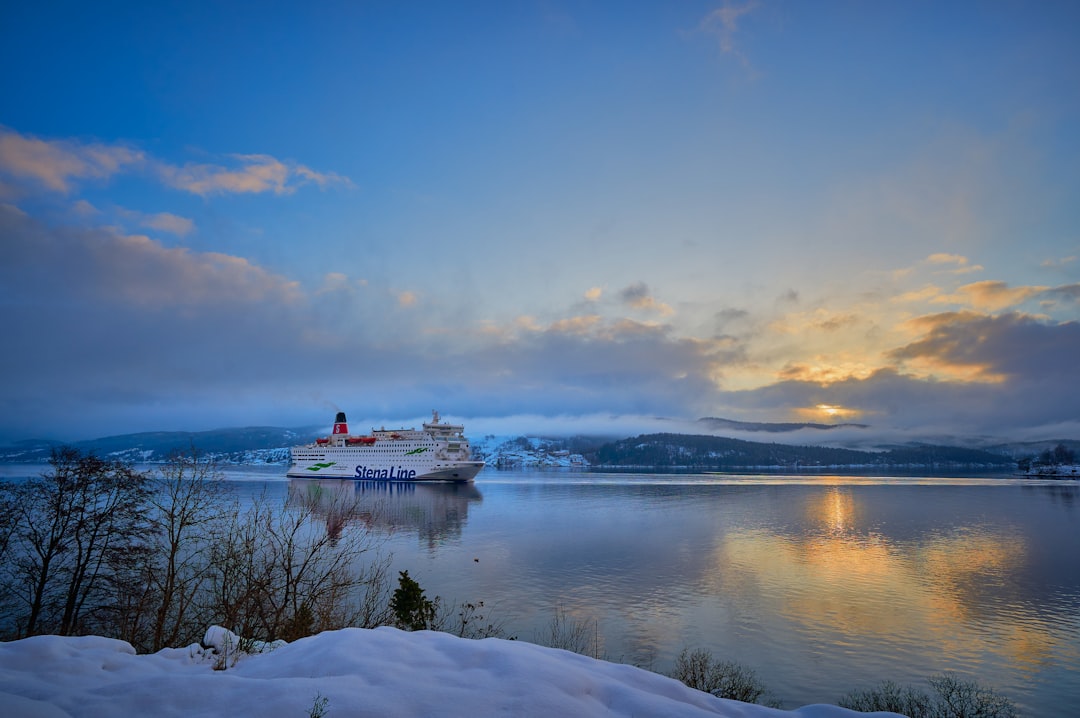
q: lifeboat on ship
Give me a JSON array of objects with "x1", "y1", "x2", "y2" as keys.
[{"x1": 346, "y1": 436, "x2": 378, "y2": 445}]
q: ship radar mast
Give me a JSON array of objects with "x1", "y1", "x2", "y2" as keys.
[{"x1": 432, "y1": 409, "x2": 440, "y2": 424}]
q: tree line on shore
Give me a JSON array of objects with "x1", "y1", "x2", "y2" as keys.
[
  {"x1": 590, "y1": 433, "x2": 1016, "y2": 469},
  {"x1": 0, "y1": 448, "x2": 402, "y2": 650}
]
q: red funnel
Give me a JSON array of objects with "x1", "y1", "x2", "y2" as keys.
[{"x1": 333, "y1": 411, "x2": 348, "y2": 435}]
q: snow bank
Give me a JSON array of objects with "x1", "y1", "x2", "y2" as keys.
[{"x1": 0, "y1": 627, "x2": 903, "y2": 718}]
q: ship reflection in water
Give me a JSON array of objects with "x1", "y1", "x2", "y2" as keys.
[{"x1": 288, "y1": 478, "x2": 483, "y2": 546}]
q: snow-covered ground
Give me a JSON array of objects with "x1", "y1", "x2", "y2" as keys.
[
  {"x1": 0, "y1": 626, "x2": 903, "y2": 718},
  {"x1": 471, "y1": 434, "x2": 590, "y2": 468}
]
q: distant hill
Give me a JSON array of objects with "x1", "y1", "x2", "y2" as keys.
[
  {"x1": 0, "y1": 425, "x2": 1030, "y2": 471},
  {"x1": 987, "y1": 439, "x2": 1080, "y2": 458},
  {"x1": 591, "y1": 433, "x2": 1015, "y2": 469},
  {"x1": 697, "y1": 417, "x2": 869, "y2": 433},
  {"x1": 0, "y1": 426, "x2": 321, "y2": 464}
]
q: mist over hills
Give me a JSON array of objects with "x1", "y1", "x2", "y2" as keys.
[
  {"x1": 0, "y1": 426, "x2": 321, "y2": 465},
  {"x1": 1, "y1": 417, "x2": 1066, "y2": 470},
  {"x1": 696, "y1": 417, "x2": 869, "y2": 433}
]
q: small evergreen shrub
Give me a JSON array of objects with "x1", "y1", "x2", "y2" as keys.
[{"x1": 389, "y1": 571, "x2": 438, "y2": 631}]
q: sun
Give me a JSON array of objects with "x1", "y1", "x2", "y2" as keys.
[
  {"x1": 818, "y1": 404, "x2": 843, "y2": 417},
  {"x1": 794, "y1": 404, "x2": 862, "y2": 422}
]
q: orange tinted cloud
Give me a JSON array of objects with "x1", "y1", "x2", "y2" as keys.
[
  {"x1": 925, "y1": 253, "x2": 983, "y2": 274},
  {"x1": 0, "y1": 127, "x2": 143, "y2": 193},
  {"x1": 946, "y1": 280, "x2": 1046, "y2": 311},
  {"x1": 154, "y1": 154, "x2": 350, "y2": 196},
  {"x1": 888, "y1": 311, "x2": 1080, "y2": 383},
  {"x1": 0, "y1": 128, "x2": 351, "y2": 198}
]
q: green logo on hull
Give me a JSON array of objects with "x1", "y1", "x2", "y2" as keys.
[
  {"x1": 306, "y1": 462, "x2": 337, "y2": 472},
  {"x1": 405, "y1": 447, "x2": 429, "y2": 455}
]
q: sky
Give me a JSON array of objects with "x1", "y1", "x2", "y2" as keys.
[{"x1": 1, "y1": 1, "x2": 1078, "y2": 445}]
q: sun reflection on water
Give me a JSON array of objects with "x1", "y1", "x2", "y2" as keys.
[{"x1": 704, "y1": 487, "x2": 1064, "y2": 678}]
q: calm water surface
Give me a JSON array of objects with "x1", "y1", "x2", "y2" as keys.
[
  {"x1": 4, "y1": 465, "x2": 1078, "y2": 714},
  {"x1": 297, "y1": 470, "x2": 1080, "y2": 715}
]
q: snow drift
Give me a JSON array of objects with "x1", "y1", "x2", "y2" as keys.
[{"x1": 0, "y1": 626, "x2": 904, "y2": 718}]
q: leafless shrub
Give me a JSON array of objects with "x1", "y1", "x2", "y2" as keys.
[
  {"x1": 202, "y1": 487, "x2": 392, "y2": 643},
  {"x1": 671, "y1": 647, "x2": 775, "y2": 706},
  {"x1": 838, "y1": 673, "x2": 1018, "y2": 718},
  {"x1": 436, "y1": 600, "x2": 509, "y2": 639},
  {"x1": 839, "y1": 679, "x2": 933, "y2": 715},
  {"x1": 535, "y1": 606, "x2": 603, "y2": 659}
]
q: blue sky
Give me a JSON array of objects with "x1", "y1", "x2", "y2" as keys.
[{"x1": 1, "y1": 1, "x2": 1078, "y2": 444}]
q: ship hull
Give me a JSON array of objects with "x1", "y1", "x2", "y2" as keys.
[{"x1": 287, "y1": 451, "x2": 484, "y2": 482}]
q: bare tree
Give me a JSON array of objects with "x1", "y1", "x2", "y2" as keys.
[
  {"x1": 200, "y1": 486, "x2": 392, "y2": 643},
  {"x1": 94, "y1": 450, "x2": 238, "y2": 651},
  {"x1": 2, "y1": 451, "x2": 394, "y2": 647},
  {"x1": 205, "y1": 495, "x2": 269, "y2": 640},
  {"x1": 5, "y1": 449, "x2": 151, "y2": 637}
]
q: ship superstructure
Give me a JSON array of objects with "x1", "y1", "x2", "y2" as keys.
[{"x1": 288, "y1": 411, "x2": 484, "y2": 482}]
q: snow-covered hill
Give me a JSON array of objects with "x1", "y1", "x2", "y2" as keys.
[{"x1": 0, "y1": 626, "x2": 903, "y2": 718}]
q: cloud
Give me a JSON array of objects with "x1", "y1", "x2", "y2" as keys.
[
  {"x1": 116, "y1": 208, "x2": 195, "y2": 237},
  {"x1": 924, "y1": 253, "x2": 984, "y2": 275},
  {"x1": 618, "y1": 282, "x2": 674, "y2": 316},
  {"x1": 0, "y1": 127, "x2": 351, "y2": 198},
  {"x1": 892, "y1": 284, "x2": 944, "y2": 305},
  {"x1": 716, "y1": 307, "x2": 749, "y2": 325},
  {"x1": 0, "y1": 203, "x2": 299, "y2": 309},
  {"x1": 889, "y1": 311, "x2": 1080, "y2": 384},
  {"x1": 947, "y1": 280, "x2": 1046, "y2": 311},
  {"x1": 721, "y1": 357, "x2": 1079, "y2": 441},
  {"x1": 766, "y1": 308, "x2": 859, "y2": 336},
  {"x1": 0, "y1": 127, "x2": 144, "y2": 193},
  {"x1": 584, "y1": 287, "x2": 603, "y2": 301},
  {"x1": 548, "y1": 315, "x2": 602, "y2": 336},
  {"x1": 154, "y1": 154, "x2": 352, "y2": 197},
  {"x1": 0, "y1": 209, "x2": 740, "y2": 440},
  {"x1": 293, "y1": 164, "x2": 353, "y2": 190},
  {"x1": 706, "y1": 296, "x2": 1080, "y2": 441},
  {"x1": 926, "y1": 253, "x2": 968, "y2": 266},
  {"x1": 72, "y1": 200, "x2": 100, "y2": 217},
  {"x1": 777, "y1": 362, "x2": 877, "y2": 385},
  {"x1": 699, "y1": 1, "x2": 760, "y2": 70},
  {"x1": 927, "y1": 280, "x2": 1080, "y2": 312},
  {"x1": 1041, "y1": 283, "x2": 1080, "y2": 304},
  {"x1": 2, "y1": 196, "x2": 1077, "y2": 445},
  {"x1": 445, "y1": 319, "x2": 731, "y2": 420}
]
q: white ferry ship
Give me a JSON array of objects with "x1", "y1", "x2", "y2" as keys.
[{"x1": 287, "y1": 411, "x2": 484, "y2": 482}]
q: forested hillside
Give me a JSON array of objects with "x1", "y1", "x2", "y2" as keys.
[{"x1": 591, "y1": 433, "x2": 1014, "y2": 469}]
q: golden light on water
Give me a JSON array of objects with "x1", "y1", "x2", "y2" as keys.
[
  {"x1": 701, "y1": 489, "x2": 1057, "y2": 673},
  {"x1": 810, "y1": 488, "x2": 858, "y2": 534}
]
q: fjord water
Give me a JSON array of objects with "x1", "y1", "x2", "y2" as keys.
[
  {"x1": 5, "y1": 465, "x2": 1076, "y2": 713},
  {"x1": 285, "y1": 470, "x2": 1080, "y2": 715}
]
